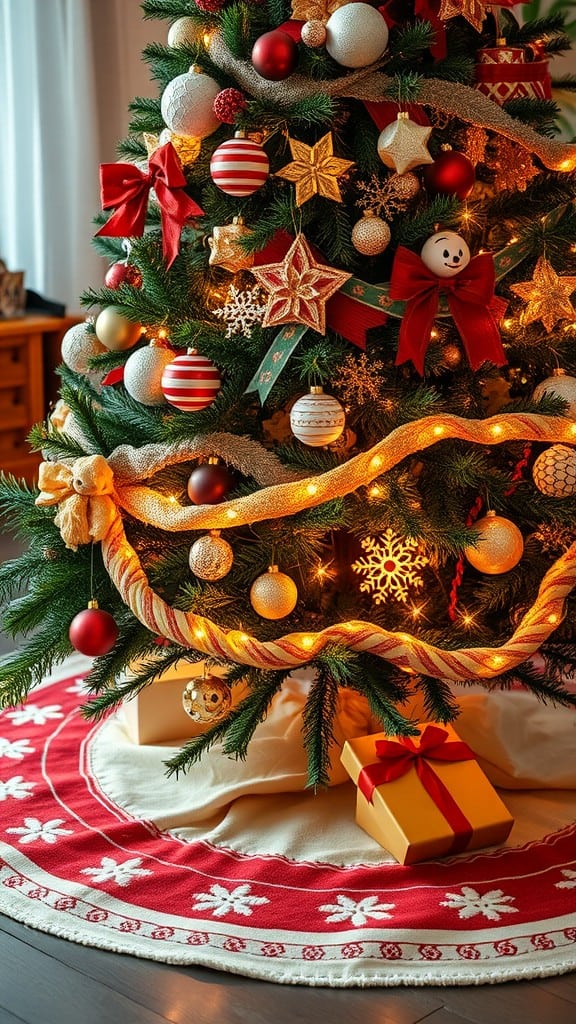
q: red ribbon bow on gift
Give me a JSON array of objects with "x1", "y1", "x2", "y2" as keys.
[
  {"x1": 96, "y1": 142, "x2": 203, "y2": 269},
  {"x1": 389, "y1": 245, "x2": 508, "y2": 375},
  {"x1": 358, "y1": 724, "x2": 475, "y2": 855}
]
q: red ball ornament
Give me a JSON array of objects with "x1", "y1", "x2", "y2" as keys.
[
  {"x1": 423, "y1": 150, "x2": 476, "y2": 201},
  {"x1": 187, "y1": 459, "x2": 235, "y2": 505},
  {"x1": 210, "y1": 131, "x2": 270, "y2": 197},
  {"x1": 69, "y1": 603, "x2": 119, "y2": 657},
  {"x1": 104, "y1": 262, "x2": 142, "y2": 290},
  {"x1": 213, "y1": 87, "x2": 247, "y2": 124},
  {"x1": 251, "y1": 30, "x2": 299, "y2": 81},
  {"x1": 161, "y1": 351, "x2": 221, "y2": 412}
]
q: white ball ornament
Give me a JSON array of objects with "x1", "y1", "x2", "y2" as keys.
[
  {"x1": 325, "y1": 3, "x2": 389, "y2": 69},
  {"x1": 250, "y1": 565, "x2": 298, "y2": 620},
  {"x1": 123, "y1": 345, "x2": 175, "y2": 406},
  {"x1": 61, "y1": 322, "x2": 106, "y2": 373},
  {"x1": 160, "y1": 68, "x2": 220, "y2": 140},
  {"x1": 533, "y1": 444, "x2": 576, "y2": 497},
  {"x1": 533, "y1": 370, "x2": 576, "y2": 420},
  {"x1": 189, "y1": 530, "x2": 234, "y2": 581},
  {"x1": 290, "y1": 386, "x2": 345, "y2": 447},
  {"x1": 464, "y1": 511, "x2": 524, "y2": 575},
  {"x1": 420, "y1": 231, "x2": 471, "y2": 279}
]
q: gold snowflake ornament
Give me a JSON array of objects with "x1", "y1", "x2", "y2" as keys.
[
  {"x1": 510, "y1": 256, "x2": 576, "y2": 333},
  {"x1": 275, "y1": 132, "x2": 355, "y2": 207},
  {"x1": 352, "y1": 529, "x2": 428, "y2": 605}
]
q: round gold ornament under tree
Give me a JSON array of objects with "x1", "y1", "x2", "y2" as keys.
[
  {"x1": 351, "y1": 211, "x2": 391, "y2": 256},
  {"x1": 250, "y1": 565, "x2": 298, "y2": 620},
  {"x1": 532, "y1": 444, "x2": 576, "y2": 497},
  {"x1": 182, "y1": 675, "x2": 232, "y2": 723},
  {"x1": 189, "y1": 530, "x2": 234, "y2": 581},
  {"x1": 95, "y1": 307, "x2": 142, "y2": 352},
  {"x1": 464, "y1": 511, "x2": 524, "y2": 574}
]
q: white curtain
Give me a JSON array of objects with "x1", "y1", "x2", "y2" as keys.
[{"x1": 0, "y1": 0, "x2": 102, "y2": 311}]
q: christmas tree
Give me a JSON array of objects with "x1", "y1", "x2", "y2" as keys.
[{"x1": 2, "y1": 0, "x2": 576, "y2": 788}]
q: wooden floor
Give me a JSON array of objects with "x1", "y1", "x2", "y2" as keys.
[{"x1": 1, "y1": 530, "x2": 576, "y2": 1022}]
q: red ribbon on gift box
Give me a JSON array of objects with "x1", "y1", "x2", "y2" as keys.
[
  {"x1": 358, "y1": 724, "x2": 476, "y2": 855},
  {"x1": 96, "y1": 142, "x2": 203, "y2": 269},
  {"x1": 389, "y1": 245, "x2": 508, "y2": 374}
]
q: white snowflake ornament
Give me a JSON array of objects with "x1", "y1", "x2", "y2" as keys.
[
  {"x1": 352, "y1": 528, "x2": 428, "y2": 604},
  {"x1": 212, "y1": 284, "x2": 267, "y2": 339}
]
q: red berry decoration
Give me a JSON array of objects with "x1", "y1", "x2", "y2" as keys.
[
  {"x1": 69, "y1": 602, "x2": 119, "y2": 657},
  {"x1": 423, "y1": 150, "x2": 476, "y2": 201},
  {"x1": 251, "y1": 29, "x2": 299, "y2": 81},
  {"x1": 187, "y1": 459, "x2": 235, "y2": 505},
  {"x1": 104, "y1": 262, "x2": 142, "y2": 290},
  {"x1": 161, "y1": 350, "x2": 221, "y2": 412},
  {"x1": 213, "y1": 87, "x2": 247, "y2": 124},
  {"x1": 210, "y1": 131, "x2": 270, "y2": 197}
]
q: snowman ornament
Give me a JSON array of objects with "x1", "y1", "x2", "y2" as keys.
[{"x1": 420, "y1": 230, "x2": 471, "y2": 278}]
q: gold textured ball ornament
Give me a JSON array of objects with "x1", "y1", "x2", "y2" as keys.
[
  {"x1": 532, "y1": 444, "x2": 576, "y2": 497},
  {"x1": 533, "y1": 369, "x2": 576, "y2": 420},
  {"x1": 301, "y1": 20, "x2": 327, "y2": 48},
  {"x1": 290, "y1": 386, "x2": 346, "y2": 447},
  {"x1": 464, "y1": 511, "x2": 524, "y2": 575},
  {"x1": 189, "y1": 530, "x2": 234, "y2": 581},
  {"x1": 167, "y1": 17, "x2": 203, "y2": 48},
  {"x1": 95, "y1": 307, "x2": 143, "y2": 352},
  {"x1": 250, "y1": 565, "x2": 298, "y2": 620},
  {"x1": 351, "y1": 211, "x2": 391, "y2": 256},
  {"x1": 389, "y1": 171, "x2": 421, "y2": 202},
  {"x1": 182, "y1": 675, "x2": 232, "y2": 723}
]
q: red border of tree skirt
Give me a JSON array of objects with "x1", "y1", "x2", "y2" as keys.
[{"x1": 0, "y1": 668, "x2": 575, "y2": 986}]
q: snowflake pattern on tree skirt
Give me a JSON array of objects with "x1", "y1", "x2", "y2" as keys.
[
  {"x1": 352, "y1": 528, "x2": 428, "y2": 604},
  {"x1": 212, "y1": 283, "x2": 267, "y2": 339}
]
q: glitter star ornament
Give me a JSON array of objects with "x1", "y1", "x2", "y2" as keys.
[
  {"x1": 352, "y1": 529, "x2": 429, "y2": 604},
  {"x1": 510, "y1": 256, "x2": 576, "y2": 332},
  {"x1": 275, "y1": 132, "x2": 355, "y2": 207},
  {"x1": 291, "y1": 1, "x2": 349, "y2": 19},
  {"x1": 207, "y1": 217, "x2": 254, "y2": 272},
  {"x1": 144, "y1": 130, "x2": 201, "y2": 168},
  {"x1": 251, "y1": 233, "x2": 352, "y2": 334},
  {"x1": 439, "y1": 0, "x2": 486, "y2": 32},
  {"x1": 377, "y1": 113, "x2": 434, "y2": 176}
]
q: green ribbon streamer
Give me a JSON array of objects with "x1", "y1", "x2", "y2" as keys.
[{"x1": 245, "y1": 324, "x2": 308, "y2": 403}]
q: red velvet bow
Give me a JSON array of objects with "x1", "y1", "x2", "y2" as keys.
[
  {"x1": 358, "y1": 724, "x2": 475, "y2": 855},
  {"x1": 389, "y1": 245, "x2": 508, "y2": 375},
  {"x1": 96, "y1": 142, "x2": 203, "y2": 269}
]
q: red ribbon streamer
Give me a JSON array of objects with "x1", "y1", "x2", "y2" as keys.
[
  {"x1": 358, "y1": 724, "x2": 475, "y2": 855},
  {"x1": 96, "y1": 142, "x2": 203, "y2": 269},
  {"x1": 389, "y1": 246, "x2": 508, "y2": 374}
]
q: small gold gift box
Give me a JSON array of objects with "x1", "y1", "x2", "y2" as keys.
[{"x1": 341, "y1": 724, "x2": 514, "y2": 865}]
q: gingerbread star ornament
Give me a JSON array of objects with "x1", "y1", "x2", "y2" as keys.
[
  {"x1": 251, "y1": 234, "x2": 352, "y2": 334},
  {"x1": 275, "y1": 132, "x2": 355, "y2": 207}
]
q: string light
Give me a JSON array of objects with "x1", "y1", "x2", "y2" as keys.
[
  {"x1": 369, "y1": 484, "x2": 383, "y2": 498},
  {"x1": 226, "y1": 508, "x2": 238, "y2": 520},
  {"x1": 490, "y1": 423, "x2": 503, "y2": 438},
  {"x1": 306, "y1": 483, "x2": 318, "y2": 496},
  {"x1": 370, "y1": 455, "x2": 383, "y2": 471}
]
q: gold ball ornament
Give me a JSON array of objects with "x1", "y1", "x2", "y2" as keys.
[
  {"x1": 167, "y1": 17, "x2": 203, "y2": 48},
  {"x1": 182, "y1": 675, "x2": 232, "y2": 723},
  {"x1": 533, "y1": 369, "x2": 576, "y2": 420},
  {"x1": 301, "y1": 20, "x2": 327, "y2": 47},
  {"x1": 389, "y1": 172, "x2": 420, "y2": 201},
  {"x1": 189, "y1": 530, "x2": 234, "y2": 581},
  {"x1": 441, "y1": 342, "x2": 462, "y2": 369},
  {"x1": 377, "y1": 113, "x2": 434, "y2": 176},
  {"x1": 532, "y1": 444, "x2": 576, "y2": 498},
  {"x1": 464, "y1": 511, "x2": 524, "y2": 575},
  {"x1": 290, "y1": 386, "x2": 345, "y2": 447},
  {"x1": 351, "y1": 211, "x2": 391, "y2": 256},
  {"x1": 95, "y1": 307, "x2": 142, "y2": 352},
  {"x1": 250, "y1": 565, "x2": 298, "y2": 620}
]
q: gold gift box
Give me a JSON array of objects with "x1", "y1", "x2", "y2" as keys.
[{"x1": 341, "y1": 724, "x2": 514, "y2": 865}]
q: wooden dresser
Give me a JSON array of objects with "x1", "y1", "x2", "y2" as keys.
[{"x1": 0, "y1": 314, "x2": 82, "y2": 485}]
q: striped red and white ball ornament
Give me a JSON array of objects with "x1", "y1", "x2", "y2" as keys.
[
  {"x1": 210, "y1": 130, "x2": 269, "y2": 197},
  {"x1": 290, "y1": 386, "x2": 345, "y2": 447},
  {"x1": 161, "y1": 349, "x2": 221, "y2": 412}
]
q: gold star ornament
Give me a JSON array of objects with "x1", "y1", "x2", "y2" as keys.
[
  {"x1": 291, "y1": 1, "x2": 349, "y2": 19},
  {"x1": 144, "y1": 130, "x2": 201, "y2": 168},
  {"x1": 377, "y1": 113, "x2": 434, "y2": 176},
  {"x1": 208, "y1": 217, "x2": 254, "y2": 273},
  {"x1": 251, "y1": 233, "x2": 352, "y2": 334},
  {"x1": 275, "y1": 132, "x2": 355, "y2": 207},
  {"x1": 510, "y1": 256, "x2": 576, "y2": 332},
  {"x1": 439, "y1": 0, "x2": 486, "y2": 33}
]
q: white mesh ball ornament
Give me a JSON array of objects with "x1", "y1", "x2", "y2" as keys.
[
  {"x1": 325, "y1": 3, "x2": 389, "y2": 68},
  {"x1": 61, "y1": 322, "x2": 106, "y2": 373},
  {"x1": 188, "y1": 530, "x2": 234, "y2": 581},
  {"x1": 533, "y1": 444, "x2": 576, "y2": 497},
  {"x1": 533, "y1": 370, "x2": 576, "y2": 419},
  {"x1": 420, "y1": 231, "x2": 471, "y2": 279},
  {"x1": 123, "y1": 345, "x2": 174, "y2": 406},
  {"x1": 160, "y1": 67, "x2": 220, "y2": 139},
  {"x1": 290, "y1": 386, "x2": 345, "y2": 447}
]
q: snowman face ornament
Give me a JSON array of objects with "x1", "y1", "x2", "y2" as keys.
[{"x1": 420, "y1": 231, "x2": 471, "y2": 279}]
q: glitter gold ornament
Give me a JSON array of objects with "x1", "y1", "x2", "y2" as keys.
[
  {"x1": 182, "y1": 675, "x2": 231, "y2": 723},
  {"x1": 167, "y1": 17, "x2": 203, "y2": 48},
  {"x1": 251, "y1": 233, "x2": 351, "y2": 334},
  {"x1": 533, "y1": 369, "x2": 576, "y2": 419},
  {"x1": 250, "y1": 565, "x2": 298, "y2": 620},
  {"x1": 510, "y1": 257, "x2": 576, "y2": 333},
  {"x1": 291, "y1": 1, "x2": 349, "y2": 21},
  {"x1": 275, "y1": 131, "x2": 354, "y2": 207},
  {"x1": 301, "y1": 20, "x2": 327, "y2": 47},
  {"x1": 351, "y1": 210, "x2": 391, "y2": 256},
  {"x1": 439, "y1": 0, "x2": 486, "y2": 32},
  {"x1": 532, "y1": 445, "x2": 576, "y2": 498},
  {"x1": 464, "y1": 511, "x2": 524, "y2": 575},
  {"x1": 189, "y1": 530, "x2": 234, "y2": 580},
  {"x1": 208, "y1": 217, "x2": 254, "y2": 273},
  {"x1": 390, "y1": 172, "x2": 421, "y2": 202},
  {"x1": 144, "y1": 129, "x2": 202, "y2": 168},
  {"x1": 377, "y1": 113, "x2": 434, "y2": 176}
]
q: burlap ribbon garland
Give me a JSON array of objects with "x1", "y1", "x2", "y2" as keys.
[{"x1": 208, "y1": 33, "x2": 576, "y2": 172}]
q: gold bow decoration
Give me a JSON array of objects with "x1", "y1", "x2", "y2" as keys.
[{"x1": 35, "y1": 455, "x2": 118, "y2": 551}]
